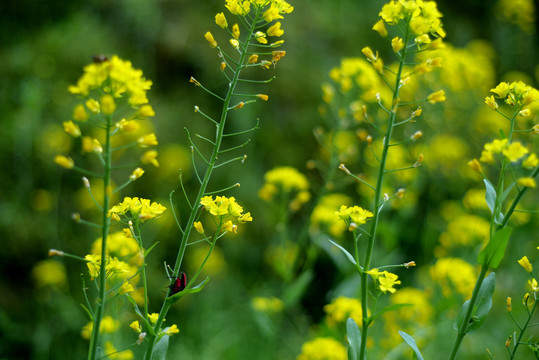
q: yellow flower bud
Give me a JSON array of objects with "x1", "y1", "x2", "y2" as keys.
[
  {"x1": 130, "y1": 167, "x2": 145, "y2": 181},
  {"x1": 372, "y1": 19, "x2": 387, "y2": 37},
  {"x1": 391, "y1": 37, "x2": 404, "y2": 53},
  {"x1": 427, "y1": 90, "x2": 446, "y2": 104},
  {"x1": 54, "y1": 155, "x2": 74, "y2": 169},
  {"x1": 204, "y1": 31, "x2": 218, "y2": 48},
  {"x1": 100, "y1": 94, "x2": 116, "y2": 115},
  {"x1": 72, "y1": 104, "x2": 89, "y2": 121},
  {"x1": 215, "y1": 12, "x2": 228, "y2": 29},
  {"x1": 232, "y1": 23, "x2": 240, "y2": 39},
  {"x1": 194, "y1": 221, "x2": 204, "y2": 234}
]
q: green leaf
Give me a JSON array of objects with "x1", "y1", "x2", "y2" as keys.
[
  {"x1": 144, "y1": 241, "x2": 160, "y2": 257},
  {"x1": 483, "y1": 179, "x2": 504, "y2": 224},
  {"x1": 126, "y1": 295, "x2": 155, "y2": 336},
  {"x1": 328, "y1": 239, "x2": 357, "y2": 266},
  {"x1": 398, "y1": 331, "x2": 424, "y2": 360},
  {"x1": 477, "y1": 227, "x2": 512, "y2": 269},
  {"x1": 455, "y1": 272, "x2": 496, "y2": 334},
  {"x1": 367, "y1": 303, "x2": 413, "y2": 324},
  {"x1": 153, "y1": 334, "x2": 170, "y2": 360},
  {"x1": 166, "y1": 276, "x2": 211, "y2": 303},
  {"x1": 283, "y1": 269, "x2": 313, "y2": 307},
  {"x1": 347, "y1": 318, "x2": 361, "y2": 360}
]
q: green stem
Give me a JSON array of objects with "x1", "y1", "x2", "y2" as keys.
[
  {"x1": 134, "y1": 220, "x2": 149, "y2": 318},
  {"x1": 88, "y1": 114, "x2": 113, "y2": 360},
  {"x1": 510, "y1": 297, "x2": 538, "y2": 359},
  {"x1": 358, "y1": 23, "x2": 410, "y2": 360},
  {"x1": 143, "y1": 8, "x2": 263, "y2": 360},
  {"x1": 447, "y1": 265, "x2": 489, "y2": 360}
]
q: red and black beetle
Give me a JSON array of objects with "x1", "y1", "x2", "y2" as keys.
[{"x1": 169, "y1": 272, "x2": 187, "y2": 295}]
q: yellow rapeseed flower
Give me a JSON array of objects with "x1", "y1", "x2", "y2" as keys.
[
  {"x1": 518, "y1": 256, "x2": 533, "y2": 273},
  {"x1": 297, "y1": 337, "x2": 347, "y2": 360},
  {"x1": 215, "y1": 12, "x2": 228, "y2": 28},
  {"x1": 517, "y1": 177, "x2": 536, "y2": 188},
  {"x1": 502, "y1": 141, "x2": 528, "y2": 162}
]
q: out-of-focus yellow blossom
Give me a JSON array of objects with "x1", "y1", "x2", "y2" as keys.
[
  {"x1": 503, "y1": 142, "x2": 529, "y2": 162},
  {"x1": 91, "y1": 230, "x2": 141, "y2": 261},
  {"x1": 439, "y1": 214, "x2": 490, "y2": 249},
  {"x1": 137, "y1": 133, "x2": 158, "y2": 147},
  {"x1": 517, "y1": 177, "x2": 536, "y2": 188},
  {"x1": 426, "y1": 89, "x2": 446, "y2": 104},
  {"x1": 379, "y1": 0, "x2": 446, "y2": 39},
  {"x1": 54, "y1": 155, "x2": 74, "y2": 169},
  {"x1": 297, "y1": 337, "x2": 347, "y2": 360},
  {"x1": 485, "y1": 95, "x2": 499, "y2": 109},
  {"x1": 104, "y1": 341, "x2": 134, "y2": 360},
  {"x1": 86, "y1": 98, "x2": 100, "y2": 113},
  {"x1": 141, "y1": 150, "x2": 159, "y2": 167},
  {"x1": 523, "y1": 153, "x2": 538, "y2": 168},
  {"x1": 73, "y1": 103, "x2": 89, "y2": 121},
  {"x1": 82, "y1": 137, "x2": 103, "y2": 154},
  {"x1": 116, "y1": 119, "x2": 140, "y2": 133},
  {"x1": 81, "y1": 316, "x2": 121, "y2": 340},
  {"x1": 251, "y1": 296, "x2": 284, "y2": 313},
  {"x1": 265, "y1": 241, "x2": 298, "y2": 278},
  {"x1": 467, "y1": 158, "x2": 483, "y2": 174},
  {"x1": 429, "y1": 257, "x2": 477, "y2": 297},
  {"x1": 382, "y1": 287, "x2": 433, "y2": 349},
  {"x1": 62, "y1": 120, "x2": 81, "y2": 137},
  {"x1": 326, "y1": 57, "x2": 383, "y2": 100},
  {"x1": 259, "y1": 166, "x2": 310, "y2": 211},
  {"x1": 189, "y1": 244, "x2": 226, "y2": 276},
  {"x1": 119, "y1": 280, "x2": 134, "y2": 295},
  {"x1": 518, "y1": 256, "x2": 533, "y2": 273},
  {"x1": 108, "y1": 197, "x2": 166, "y2": 221},
  {"x1": 463, "y1": 189, "x2": 489, "y2": 211},
  {"x1": 324, "y1": 296, "x2": 363, "y2": 327},
  {"x1": 529, "y1": 278, "x2": 539, "y2": 293},
  {"x1": 32, "y1": 260, "x2": 67, "y2": 288},
  {"x1": 495, "y1": 0, "x2": 536, "y2": 34},
  {"x1": 100, "y1": 94, "x2": 116, "y2": 115}
]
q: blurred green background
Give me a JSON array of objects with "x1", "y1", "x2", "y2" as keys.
[{"x1": 1, "y1": 0, "x2": 538, "y2": 359}]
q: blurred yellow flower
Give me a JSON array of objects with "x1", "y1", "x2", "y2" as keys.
[{"x1": 297, "y1": 337, "x2": 347, "y2": 360}]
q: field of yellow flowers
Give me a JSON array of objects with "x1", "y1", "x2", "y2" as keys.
[{"x1": 1, "y1": 0, "x2": 538, "y2": 359}]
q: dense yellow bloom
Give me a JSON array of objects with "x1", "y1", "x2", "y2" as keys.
[
  {"x1": 200, "y1": 195, "x2": 252, "y2": 231},
  {"x1": 108, "y1": 197, "x2": 166, "y2": 221},
  {"x1": 324, "y1": 296, "x2": 362, "y2": 326},
  {"x1": 367, "y1": 269, "x2": 401, "y2": 293},
  {"x1": 379, "y1": 0, "x2": 445, "y2": 38},
  {"x1": 84, "y1": 254, "x2": 130, "y2": 280},
  {"x1": 297, "y1": 337, "x2": 347, "y2": 360},
  {"x1": 69, "y1": 56, "x2": 152, "y2": 107},
  {"x1": 491, "y1": 81, "x2": 539, "y2": 106},
  {"x1": 429, "y1": 257, "x2": 477, "y2": 297},
  {"x1": 518, "y1": 256, "x2": 533, "y2": 273},
  {"x1": 225, "y1": 0, "x2": 251, "y2": 16},
  {"x1": 81, "y1": 316, "x2": 121, "y2": 339},
  {"x1": 251, "y1": 296, "x2": 284, "y2": 313},
  {"x1": 335, "y1": 205, "x2": 373, "y2": 229},
  {"x1": 439, "y1": 214, "x2": 490, "y2": 249}
]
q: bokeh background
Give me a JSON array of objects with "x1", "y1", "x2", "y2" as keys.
[{"x1": 1, "y1": 0, "x2": 538, "y2": 359}]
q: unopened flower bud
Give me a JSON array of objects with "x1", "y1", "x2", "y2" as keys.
[
  {"x1": 506, "y1": 297, "x2": 512, "y2": 312},
  {"x1": 49, "y1": 249, "x2": 65, "y2": 257}
]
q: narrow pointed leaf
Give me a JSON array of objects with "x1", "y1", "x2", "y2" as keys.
[
  {"x1": 455, "y1": 272, "x2": 495, "y2": 334},
  {"x1": 477, "y1": 227, "x2": 512, "y2": 269},
  {"x1": 398, "y1": 331, "x2": 424, "y2": 360},
  {"x1": 328, "y1": 239, "x2": 357, "y2": 265},
  {"x1": 347, "y1": 318, "x2": 361, "y2": 360},
  {"x1": 144, "y1": 241, "x2": 160, "y2": 257}
]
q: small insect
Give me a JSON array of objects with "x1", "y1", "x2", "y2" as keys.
[
  {"x1": 169, "y1": 272, "x2": 188, "y2": 295},
  {"x1": 92, "y1": 54, "x2": 109, "y2": 63}
]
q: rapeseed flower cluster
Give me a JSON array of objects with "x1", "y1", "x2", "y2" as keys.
[
  {"x1": 310, "y1": 194, "x2": 352, "y2": 237},
  {"x1": 335, "y1": 204, "x2": 373, "y2": 231},
  {"x1": 323, "y1": 296, "x2": 363, "y2": 327},
  {"x1": 108, "y1": 197, "x2": 167, "y2": 222},
  {"x1": 366, "y1": 268, "x2": 402, "y2": 294},
  {"x1": 199, "y1": 195, "x2": 252, "y2": 234},
  {"x1": 429, "y1": 257, "x2": 477, "y2": 297}
]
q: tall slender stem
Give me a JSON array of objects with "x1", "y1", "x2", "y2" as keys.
[
  {"x1": 358, "y1": 26, "x2": 410, "y2": 360},
  {"x1": 88, "y1": 115, "x2": 113, "y2": 360},
  {"x1": 143, "y1": 8, "x2": 263, "y2": 359}
]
